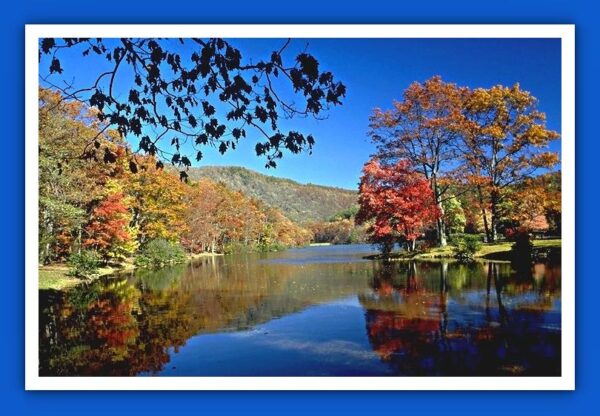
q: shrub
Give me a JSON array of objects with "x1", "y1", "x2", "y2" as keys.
[
  {"x1": 451, "y1": 234, "x2": 482, "y2": 261},
  {"x1": 222, "y1": 242, "x2": 250, "y2": 254},
  {"x1": 67, "y1": 250, "x2": 100, "y2": 279},
  {"x1": 257, "y1": 241, "x2": 287, "y2": 253},
  {"x1": 510, "y1": 231, "x2": 534, "y2": 265},
  {"x1": 135, "y1": 239, "x2": 186, "y2": 269}
]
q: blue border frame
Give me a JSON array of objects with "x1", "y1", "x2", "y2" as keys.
[{"x1": 2, "y1": 1, "x2": 596, "y2": 414}]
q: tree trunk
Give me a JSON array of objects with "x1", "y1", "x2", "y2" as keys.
[
  {"x1": 489, "y1": 146, "x2": 499, "y2": 242},
  {"x1": 44, "y1": 217, "x2": 52, "y2": 264},
  {"x1": 409, "y1": 238, "x2": 416, "y2": 252},
  {"x1": 432, "y1": 178, "x2": 447, "y2": 247},
  {"x1": 436, "y1": 212, "x2": 447, "y2": 247},
  {"x1": 490, "y1": 215, "x2": 498, "y2": 242},
  {"x1": 76, "y1": 226, "x2": 82, "y2": 254},
  {"x1": 476, "y1": 185, "x2": 491, "y2": 242},
  {"x1": 489, "y1": 189, "x2": 499, "y2": 242},
  {"x1": 481, "y1": 208, "x2": 491, "y2": 243}
]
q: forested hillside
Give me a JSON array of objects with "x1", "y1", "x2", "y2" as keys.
[
  {"x1": 188, "y1": 166, "x2": 358, "y2": 223},
  {"x1": 38, "y1": 89, "x2": 317, "y2": 269}
]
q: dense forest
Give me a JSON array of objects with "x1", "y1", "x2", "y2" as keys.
[
  {"x1": 39, "y1": 88, "x2": 337, "y2": 270},
  {"x1": 39, "y1": 86, "x2": 369, "y2": 271}
]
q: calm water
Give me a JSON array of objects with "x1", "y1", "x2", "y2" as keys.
[{"x1": 39, "y1": 244, "x2": 561, "y2": 376}]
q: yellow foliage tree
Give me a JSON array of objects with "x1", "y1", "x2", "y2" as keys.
[{"x1": 462, "y1": 83, "x2": 559, "y2": 241}]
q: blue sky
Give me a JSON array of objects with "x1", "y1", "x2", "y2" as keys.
[{"x1": 40, "y1": 38, "x2": 561, "y2": 190}]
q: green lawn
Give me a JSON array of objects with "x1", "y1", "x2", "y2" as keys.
[
  {"x1": 38, "y1": 264, "x2": 134, "y2": 291},
  {"x1": 39, "y1": 252, "x2": 222, "y2": 291}
]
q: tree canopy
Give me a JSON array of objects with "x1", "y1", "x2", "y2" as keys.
[
  {"x1": 363, "y1": 76, "x2": 559, "y2": 249},
  {"x1": 369, "y1": 76, "x2": 468, "y2": 246}
]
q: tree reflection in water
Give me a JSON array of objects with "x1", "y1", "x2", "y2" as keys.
[
  {"x1": 39, "y1": 248, "x2": 561, "y2": 376},
  {"x1": 360, "y1": 261, "x2": 561, "y2": 376},
  {"x1": 39, "y1": 255, "x2": 374, "y2": 376}
]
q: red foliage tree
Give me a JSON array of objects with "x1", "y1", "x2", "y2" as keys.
[
  {"x1": 84, "y1": 192, "x2": 135, "y2": 262},
  {"x1": 356, "y1": 159, "x2": 441, "y2": 255}
]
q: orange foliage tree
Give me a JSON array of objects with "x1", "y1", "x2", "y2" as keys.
[
  {"x1": 182, "y1": 179, "x2": 224, "y2": 253},
  {"x1": 182, "y1": 178, "x2": 311, "y2": 254},
  {"x1": 83, "y1": 189, "x2": 137, "y2": 263}
]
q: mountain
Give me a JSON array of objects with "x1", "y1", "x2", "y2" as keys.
[{"x1": 187, "y1": 166, "x2": 358, "y2": 223}]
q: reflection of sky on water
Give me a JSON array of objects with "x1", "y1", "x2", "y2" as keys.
[
  {"x1": 257, "y1": 243, "x2": 379, "y2": 265},
  {"x1": 151, "y1": 297, "x2": 392, "y2": 376}
]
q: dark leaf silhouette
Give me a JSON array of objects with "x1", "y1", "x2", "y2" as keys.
[{"x1": 40, "y1": 37, "x2": 346, "y2": 175}]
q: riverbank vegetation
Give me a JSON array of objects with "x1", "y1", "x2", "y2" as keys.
[
  {"x1": 364, "y1": 238, "x2": 561, "y2": 262},
  {"x1": 39, "y1": 89, "x2": 317, "y2": 282},
  {"x1": 357, "y1": 76, "x2": 561, "y2": 259},
  {"x1": 39, "y1": 38, "x2": 561, "y2": 285},
  {"x1": 39, "y1": 37, "x2": 354, "y2": 285}
]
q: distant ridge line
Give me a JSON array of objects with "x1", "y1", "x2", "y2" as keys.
[
  {"x1": 194, "y1": 165, "x2": 357, "y2": 193},
  {"x1": 186, "y1": 165, "x2": 358, "y2": 223}
]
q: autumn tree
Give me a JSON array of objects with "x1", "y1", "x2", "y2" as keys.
[
  {"x1": 39, "y1": 38, "x2": 346, "y2": 176},
  {"x1": 39, "y1": 88, "x2": 129, "y2": 262},
  {"x1": 356, "y1": 159, "x2": 441, "y2": 256},
  {"x1": 508, "y1": 191, "x2": 550, "y2": 233},
  {"x1": 182, "y1": 179, "x2": 223, "y2": 253},
  {"x1": 539, "y1": 171, "x2": 562, "y2": 235},
  {"x1": 125, "y1": 160, "x2": 188, "y2": 244},
  {"x1": 462, "y1": 83, "x2": 560, "y2": 241},
  {"x1": 182, "y1": 178, "x2": 311, "y2": 254},
  {"x1": 459, "y1": 186, "x2": 490, "y2": 234},
  {"x1": 369, "y1": 76, "x2": 467, "y2": 246},
  {"x1": 498, "y1": 173, "x2": 561, "y2": 235},
  {"x1": 258, "y1": 205, "x2": 313, "y2": 250},
  {"x1": 442, "y1": 195, "x2": 466, "y2": 234},
  {"x1": 83, "y1": 186, "x2": 138, "y2": 263},
  {"x1": 308, "y1": 219, "x2": 357, "y2": 245}
]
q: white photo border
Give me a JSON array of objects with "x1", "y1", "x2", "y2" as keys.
[{"x1": 25, "y1": 24, "x2": 575, "y2": 391}]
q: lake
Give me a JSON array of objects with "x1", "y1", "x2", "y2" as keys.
[{"x1": 39, "y1": 244, "x2": 561, "y2": 376}]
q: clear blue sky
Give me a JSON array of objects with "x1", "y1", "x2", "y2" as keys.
[{"x1": 41, "y1": 38, "x2": 561, "y2": 190}]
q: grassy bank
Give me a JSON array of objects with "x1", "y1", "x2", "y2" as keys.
[
  {"x1": 39, "y1": 252, "x2": 222, "y2": 291},
  {"x1": 365, "y1": 238, "x2": 561, "y2": 262}
]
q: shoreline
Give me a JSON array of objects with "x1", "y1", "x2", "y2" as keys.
[
  {"x1": 363, "y1": 239, "x2": 561, "y2": 262},
  {"x1": 39, "y1": 239, "x2": 561, "y2": 290},
  {"x1": 39, "y1": 252, "x2": 223, "y2": 291}
]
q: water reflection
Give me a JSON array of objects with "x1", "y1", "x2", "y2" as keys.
[
  {"x1": 361, "y1": 261, "x2": 561, "y2": 376},
  {"x1": 39, "y1": 245, "x2": 561, "y2": 376}
]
